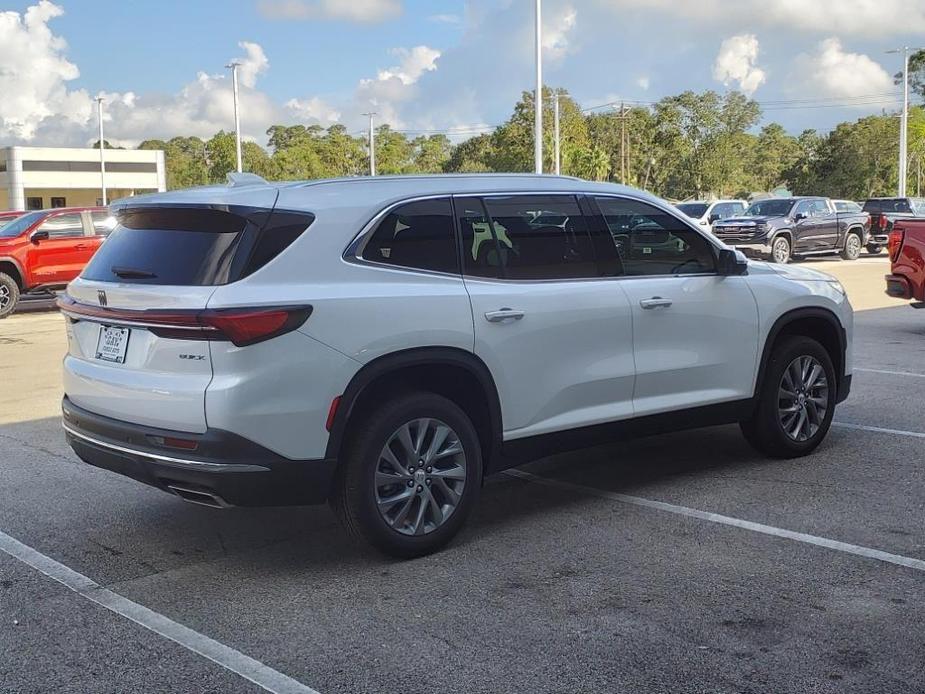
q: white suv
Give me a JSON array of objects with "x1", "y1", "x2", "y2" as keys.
[
  {"x1": 676, "y1": 199, "x2": 748, "y2": 230},
  {"x1": 59, "y1": 175, "x2": 853, "y2": 557}
]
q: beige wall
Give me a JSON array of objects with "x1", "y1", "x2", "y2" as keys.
[{"x1": 1, "y1": 188, "x2": 156, "y2": 210}]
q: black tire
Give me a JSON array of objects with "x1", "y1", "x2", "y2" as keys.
[
  {"x1": 0, "y1": 272, "x2": 20, "y2": 320},
  {"x1": 331, "y1": 391, "x2": 482, "y2": 559},
  {"x1": 840, "y1": 231, "x2": 862, "y2": 260},
  {"x1": 769, "y1": 236, "x2": 791, "y2": 264},
  {"x1": 866, "y1": 244, "x2": 882, "y2": 255},
  {"x1": 740, "y1": 336, "x2": 837, "y2": 459}
]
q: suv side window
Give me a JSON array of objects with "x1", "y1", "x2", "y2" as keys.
[
  {"x1": 794, "y1": 200, "x2": 813, "y2": 218},
  {"x1": 90, "y1": 211, "x2": 116, "y2": 237},
  {"x1": 362, "y1": 198, "x2": 458, "y2": 274},
  {"x1": 810, "y1": 199, "x2": 831, "y2": 216},
  {"x1": 594, "y1": 196, "x2": 716, "y2": 276},
  {"x1": 463, "y1": 195, "x2": 599, "y2": 280},
  {"x1": 39, "y1": 213, "x2": 84, "y2": 239}
]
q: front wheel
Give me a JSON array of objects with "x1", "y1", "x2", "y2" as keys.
[
  {"x1": 840, "y1": 232, "x2": 862, "y2": 260},
  {"x1": 866, "y1": 244, "x2": 882, "y2": 255},
  {"x1": 740, "y1": 336, "x2": 837, "y2": 458},
  {"x1": 331, "y1": 392, "x2": 482, "y2": 558},
  {"x1": 769, "y1": 236, "x2": 791, "y2": 264},
  {"x1": 0, "y1": 273, "x2": 20, "y2": 320}
]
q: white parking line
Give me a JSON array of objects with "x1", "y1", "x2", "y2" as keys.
[
  {"x1": 855, "y1": 367, "x2": 925, "y2": 379},
  {"x1": 0, "y1": 530, "x2": 320, "y2": 694},
  {"x1": 833, "y1": 421, "x2": 925, "y2": 439},
  {"x1": 504, "y1": 469, "x2": 925, "y2": 573}
]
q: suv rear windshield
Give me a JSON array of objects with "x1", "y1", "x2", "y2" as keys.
[
  {"x1": 863, "y1": 198, "x2": 912, "y2": 213},
  {"x1": 81, "y1": 207, "x2": 313, "y2": 285}
]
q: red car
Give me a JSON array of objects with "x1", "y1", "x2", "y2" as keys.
[
  {"x1": 885, "y1": 219, "x2": 925, "y2": 308},
  {"x1": 0, "y1": 207, "x2": 113, "y2": 319}
]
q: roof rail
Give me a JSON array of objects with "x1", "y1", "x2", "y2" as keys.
[{"x1": 226, "y1": 172, "x2": 268, "y2": 187}]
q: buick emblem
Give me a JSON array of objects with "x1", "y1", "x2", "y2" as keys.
[{"x1": 97, "y1": 290, "x2": 108, "y2": 307}]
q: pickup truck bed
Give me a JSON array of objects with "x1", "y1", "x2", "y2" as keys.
[{"x1": 885, "y1": 219, "x2": 925, "y2": 307}]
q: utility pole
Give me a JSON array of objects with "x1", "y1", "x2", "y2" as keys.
[
  {"x1": 362, "y1": 112, "x2": 377, "y2": 176},
  {"x1": 95, "y1": 96, "x2": 107, "y2": 205},
  {"x1": 615, "y1": 103, "x2": 630, "y2": 185},
  {"x1": 553, "y1": 90, "x2": 561, "y2": 176},
  {"x1": 534, "y1": 0, "x2": 543, "y2": 175},
  {"x1": 887, "y1": 47, "x2": 924, "y2": 196},
  {"x1": 225, "y1": 62, "x2": 243, "y2": 173}
]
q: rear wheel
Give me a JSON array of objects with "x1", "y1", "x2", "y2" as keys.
[
  {"x1": 0, "y1": 273, "x2": 20, "y2": 320},
  {"x1": 740, "y1": 336, "x2": 836, "y2": 458},
  {"x1": 770, "y1": 236, "x2": 791, "y2": 264},
  {"x1": 331, "y1": 392, "x2": 482, "y2": 558},
  {"x1": 840, "y1": 232, "x2": 862, "y2": 260},
  {"x1": 866, "y1": 244, "x2": 882, "y2": 255}
]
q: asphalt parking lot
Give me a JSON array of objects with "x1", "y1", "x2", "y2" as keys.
[{"x1": 2, "y1": 255, "x2": 924, "y2": 694}]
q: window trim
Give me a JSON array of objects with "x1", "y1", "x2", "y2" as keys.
[{"x1": 343, "y1": 189, "x2": 727, "y2": 283}]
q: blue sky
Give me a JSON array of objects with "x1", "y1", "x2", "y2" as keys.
[{"x1": 1, "y1": 0, "x2": 922, "y2": 148}]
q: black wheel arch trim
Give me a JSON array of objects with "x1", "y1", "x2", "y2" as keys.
[
  {"x1": 755, "y1": 307, "x2": 849, "y2": 404},
  {"x1": 324, "y1": 346, "x2": 504, "y2": 471},
  {"x1": 0, "y1": 256, "x2": 25, "y2": 287}
]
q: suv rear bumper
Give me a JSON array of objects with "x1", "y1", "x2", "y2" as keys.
[{"x1": 62, "y1": 397, "x2": 336, "y2": 507}]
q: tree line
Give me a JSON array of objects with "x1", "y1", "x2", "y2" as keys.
[{"x1": 137, "y1": 87, "x2": 925, "y2": 202}]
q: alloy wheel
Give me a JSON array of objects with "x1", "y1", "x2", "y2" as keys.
[
  {"x1": 0, "y1": 284, "x2": 10, "y2": 310},
  {"x1": 772, "y1": 238, "x2": 790, "y2": 264},
  {"x1": 846, "y1": 234, "x2": 860, "y2": 258},
  {"x1": 778, "y1": 355, "x2": 829, "y2": 442},
  {"x1": 375, "y1": 418, "x2": 467, "y2": 536}
]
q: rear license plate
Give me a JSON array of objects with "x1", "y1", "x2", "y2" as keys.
[{"x1": 95, "y1": 326, "x2": 130, "y2": 364}]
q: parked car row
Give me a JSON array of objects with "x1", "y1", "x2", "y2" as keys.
[
  {"x1": 676, "y1": 196, "x2": 925, "y2": 264},
  {"x1": 0, "y1": 207, "x2": 113, "y2": 318}
]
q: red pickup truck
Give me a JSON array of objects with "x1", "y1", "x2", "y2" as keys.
[
  {"x1": 0, "y1": 207, "x2": 113, "y2": 319},
  {"x1": 885, "y1": 219, "x2": 925, "y2": 309}
]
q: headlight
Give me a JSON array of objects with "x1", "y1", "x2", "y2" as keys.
[{"x1": 825, "y1": 279, "x2": 846, "y2": 295}]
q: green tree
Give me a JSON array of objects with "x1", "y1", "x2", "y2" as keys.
[
  {"x1": 412, "y1": 135, "x2": 453, "y2": 173},
  {"x1": 443, "y1": 133, "x2": 495, "y2": 173},
  {"x1": 895, "y1": 49, "x2": 925, "y2": 104}
]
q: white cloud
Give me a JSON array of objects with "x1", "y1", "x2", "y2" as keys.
[
  {"x1": 257, "y1": 0, "x2": 401, "y2": 23},
  {"x1": 374, "y1": 46, "x2": 441, "y2": 86},
  {"x1": 794, "y1": 38, "x2": 894, "y2": 100},
  {"x1": 712, "y1": 34, "x2": 766, "y2": 95},
  {"x1": 284, "y1": 96, "x2": 341, "y2": 125},
  {"x1": 234, "y1": 41, "x2": 269, "y2": 88},
  {"x1": 543, "y1": 5, "x2": 577, "y2": 62},
  {"x1": 636, "y1": 76, "x2": 650, "y2": 91},
  {"x1": 355, "y1": 46, "x2": 441, "y2": 128},
  {"x1": 597, "y1": 0, "x2": 925, "y2": 36}
]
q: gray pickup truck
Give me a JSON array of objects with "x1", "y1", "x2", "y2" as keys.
[{"x1": 711, "y1": 196, "x2": 870, "y2": 264}]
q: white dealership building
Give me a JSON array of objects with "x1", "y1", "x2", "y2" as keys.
[{"x1": 0, "y1": 146, "x2": 166, "y2": 211}]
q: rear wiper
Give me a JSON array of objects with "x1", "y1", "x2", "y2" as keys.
[{"x1": 111, "y1": 266, "x2": 157, "y2": 279}]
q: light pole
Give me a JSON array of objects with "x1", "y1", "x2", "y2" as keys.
[
  {"x1": 553, "y1": 90, "x2": 561, "y2": 176},
  {"x1": 362, "y1": 112, "x2": 377, "y2": 176},
  {"x1": 887, "y1": 47, "x2": 923, "y2": 197},
  {"x1": 225, "y1": 62, "x2": 243, "y2": 173},
  {"x1": 534, "y1": 0, "x2": 543, "y2": 174},
  {"x1": 95, "y1": 96, "x2": 107, "y2": 205}
]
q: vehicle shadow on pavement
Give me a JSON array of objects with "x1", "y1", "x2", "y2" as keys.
[{"x1": 0, "y1": 415, "x2": 788, "y2": 575}]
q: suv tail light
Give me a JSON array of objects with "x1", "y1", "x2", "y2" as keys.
[
  {"x1": 58, "y1": 298, "x2": 312, "y2": 347},
  {"x1": 888, "y1": 228, "x2": 905, "y2": 262}
]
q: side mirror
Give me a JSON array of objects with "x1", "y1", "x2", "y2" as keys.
[
  {"x1": 708, "y1": 214, "x2": 720, "y2": 224},
  {"x1": 718, "y1": 248, "x2": 748, "y2": 276},
  {"x1": 793, "y1": 212, "x2": 807, "y2": 222},
  {"x1": 30, "y1": 229, "x2": 49, "y2": 244}
]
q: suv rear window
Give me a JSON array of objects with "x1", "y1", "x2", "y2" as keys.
[
  {"x1": 863, "y1": 199, "x2": 911, "y2": 213},
  {"x1": 81, "y1": 207, "x2": 313, "y2": 286}
]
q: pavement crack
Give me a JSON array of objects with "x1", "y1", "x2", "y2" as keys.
[{"x1": 0, "y1": 431, "x2": 77, "y2": 466}]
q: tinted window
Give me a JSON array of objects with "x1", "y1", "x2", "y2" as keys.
[
  {"x1": 457, "y1": 199, "x2": 504, "y2": 278},
  {"x1": 81, "y1": 207, "x2": 312, "y2": 286},
  {"x1": 745, "y1": 199, "x2": 795, "y2": 217},
  {"x1": 90, "y1": 211, "x2": 117, "y2": 236},
  {"x1": 362, "y1": 198, "x2": 458, "y2": 274},
  {"x1": 835, "y1": 200, "x2": 861, "y2": 213},
  {"x1": 863, "y1": 198, "x2": 912, "y2": 213},
  {"x1": 595, "y1": 197, "x2": 716, "y2": 276},
  {"x1": 40, "y1": 213, "x2": 84, "y2": 238},
  {"x1": 676, "y1": 203, "x2": 709, "y2": 218},
  {"x1": 479, "y1": 195, "x2": 598, "y2": 280},
  {"x1": 810, "y1": 199, "x2": 831, "y2": 216}
]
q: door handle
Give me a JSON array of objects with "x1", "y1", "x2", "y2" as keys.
[
  {"x1": 484, "y1": 308, "x2": 525, "y2": 323},
  {"x1": 640, "y1": 297, "x2": 673, "y2": 310},
  {"x1": 74, "y1": 244, "x2": 87, "y2": 250}
]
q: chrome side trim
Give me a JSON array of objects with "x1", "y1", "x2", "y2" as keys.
[{"x1": 62, "y1": 422, "x2": 270, "y2": 473}]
